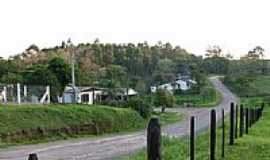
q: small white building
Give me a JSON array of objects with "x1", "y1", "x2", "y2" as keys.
[
  {"x1": 61, "y1": 86, "x2": 138, "y2": 105},
  {"x1": 151, "y1": 74, "x2": 197, "y2": 93}
]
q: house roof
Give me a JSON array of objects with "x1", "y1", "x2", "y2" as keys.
[{"x1": 63, "y1": 86, "x2": 137, "y2": 96}]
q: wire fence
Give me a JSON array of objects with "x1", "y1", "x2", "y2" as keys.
[
  {"x1": 0, "y1": 83, "x2": 50, "y2": 104},
  {"x1": 147, "y1": 102, "x2": 264, "y2": 160}
]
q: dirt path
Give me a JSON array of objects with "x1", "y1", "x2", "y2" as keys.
[{"x1": 0, "y1": 77, "x2": 238, "y2": 160}]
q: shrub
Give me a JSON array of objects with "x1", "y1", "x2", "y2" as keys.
[
  {"x1": 154, "y1": 89, "x2": 175, "y2": 112},
  {"x1": 126, "y1": 97, "x2": 153, "y2": 118}
]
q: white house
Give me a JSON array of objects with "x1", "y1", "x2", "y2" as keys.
[
  {"x1": 61, "y1": 86, "x2": 138, "y2": 105},
  {"x1": 151, "y1": 74, "x2": 197, "y2": 93}
]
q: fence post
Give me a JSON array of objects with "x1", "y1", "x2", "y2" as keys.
[
  {"x1": 261, "y1": 102, "x2": 265, "y2": 111},
  {"x1": 252, "y1": 109, "x2": 256, "y2": 124},
  {"x1": 17, "y1": 83, "x2": 21, "y2": 104},
  {"x1": 245, "y1": 108, "x2": 249, "y2": 134},
  {"x1": 210, "y1": 109, "x2": 216, "y2": 160},
  {"x1": 255, "y1": 108, "x2": 259, "y2": 121},
  {"x1": 229, "y1": 102, "x2": 234, "y2": 145},
  {"x1": 221, "y1": 109, "x2": 225, "y2": 159},
  {"x1": 235, "y1": 104, "x2": 238, "y2": 139},
  {"x1": 249, "y1": 108, "x2": 252, "y2": 128},
  {"x1": 190, "y1": 116, "x2": 195, "y2": 160},
  {"x1": 239, "y1": 104, "x2": 244, "y2": 137},
  {"x1": 28, "y1": 153, "x2": 38, "y2": 160},
  {"x1": 147, "y1": 118, "x2": 161, "y2": 160}
]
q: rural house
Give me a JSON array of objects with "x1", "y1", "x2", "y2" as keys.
[
  {"x1": 61, "y1": 86, "x2": 138, "y2": 105},
  {"x1": 151, "y1": 73, "x2": 197, "y2": 93}
]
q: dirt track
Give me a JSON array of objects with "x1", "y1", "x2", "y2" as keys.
[{"x1": 0, "y1": 77, "x2": 239, "y2": 160}]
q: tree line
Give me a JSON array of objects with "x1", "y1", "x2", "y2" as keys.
[{"x1": 0, "y1": 40, "x2": 269, "y2": 101}]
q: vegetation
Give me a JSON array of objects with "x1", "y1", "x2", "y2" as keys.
[
  {"x1": 0, "y1": 41, "x2": 203, "y2": 102},
  {"x1": 126, "y1": 97, "x2": 153, "y2": 118},
  {"x1": 0, "y1": 104, "x2": 182, "y2": 147},
  {"x1": 124, "y1": 100, "x2": 269, "y2": 160},
  {"x1": 174, "y1": 78, "x2": 221, "y2": 107},
  {"x1": 153, "y1": 89, "x2": 175, "y2": 112},
  {"x1": 225, "y1": 76, "x2": 270, "y2": 97},
  {"x1": 0, "y1": 104, "x2": 145, "y2": 146}
]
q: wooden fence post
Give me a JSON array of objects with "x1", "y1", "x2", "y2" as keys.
[
  {"x1": 255, "y1": 108, "x2": 259, "y2": 121},
  {"x1": 190, "y1": 116, "x2": 195, "y2": 160},
  {"x1": 28, "y1": 153, "x2": 38, "y2": 160},
  {"x1": 249, "y1": 108, "x2": 252, "y2": 128},
  {"x1": 229, "y1": 102, "x2": 234, "y2": 145},
  {"x1": 239, "y1": 104, "x2": 244, "y2": 137},
  {"x1": 261, "y1": 102, "x2": 265, "y2": 111},
  {"x1": 252, "y1": 109, "x2": 256, "y2": 123},
  {"x1": 210, "y1": 109, "x2": 216, "y2": 160},
  {"x1": 245, "y1": 108, "x2": 249, "y2": 134},
  {"x1": 235, "y1": 104, "x2": 238, "y2": 139},
  {"x1": 221, "y1": 109, "x2": 225, "y2": 159},
  {"x1": 147, "y1": 118, "x2": 161, "y2": 160}
]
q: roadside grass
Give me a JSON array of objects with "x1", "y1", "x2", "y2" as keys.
[
  {"x1": 152, "y1": 111, "x2": 182, "y2": 126},
  {"x1": 0, "y1": 104, "x2": 182, "y2": 148},
  {"x1": 124, "y1": 102, "x2": 270, "y2": 160}
]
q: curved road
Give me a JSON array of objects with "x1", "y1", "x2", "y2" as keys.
[{"x1": 0, "y1": 77, "x2": 238, "y2": 160}]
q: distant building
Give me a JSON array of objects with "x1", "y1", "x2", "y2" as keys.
[
  {"x1": 61, "y1": 86, "x2": 138, "y2": 105},
  {"x1": 151, "y1": 74, "x2": 197, "y2": 93}
]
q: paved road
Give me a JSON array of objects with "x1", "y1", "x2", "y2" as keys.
[{"x1": 0, "y1": 77, "x2": 238, "y2": 160}]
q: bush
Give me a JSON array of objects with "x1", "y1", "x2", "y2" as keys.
[
  {"x1": 126, "y1": 97, "x2": 153, "y2": 118},
  {"x1": 154, "y1": 89, "x2": 175, "y2": 112}
]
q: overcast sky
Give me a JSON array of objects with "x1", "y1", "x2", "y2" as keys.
[{"x1": 0, "y1": 0, "x2": 270, "y2": 59}]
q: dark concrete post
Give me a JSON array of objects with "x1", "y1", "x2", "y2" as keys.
[
  {"x1": 147, "y1": 118, "x2": 161, "y2": 160},
  {"x1": 28, "y1": 153, "x2": 38, "y2": 160},
  {"x1": 190, "y1": 116, "x2": 195, "y2": 160},
  {"x1": 221, "y1": 109, "x2": 225, "y2": 159},
  {"x1": 210, "y1": 109, "x2": 216, "y2": 160},
  {"x1": 229, "y1": 102, "x2": 234, "y2": 145},
  {"x1": 235, "y1": 104, "x2": 238, "y2": 139},
  {"x1": 245, "y1": 108, "x2": 249, "y2": 134},
  {"x1": 239, "y1": 104, "x2": 244, "y2": 137}
]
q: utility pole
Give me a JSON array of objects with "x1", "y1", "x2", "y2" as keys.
[{"x1": 67, "y1": 38, "x2": 77, "y2": 103}]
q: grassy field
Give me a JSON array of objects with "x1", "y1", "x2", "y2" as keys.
[
  {"x1": 0, "y1": 104, "x2": 182, "y2": 147},
  {"x1": 174, "y1": 92, "x2": 221, "y2": 107},
  {"x1": 124, "y1": 100, "x2": 269, "y2": 160},
  {"x1": 226, "y1": 75, "x2": 270, "y2": 97},
  {"x1": 174, "y1": 79, "x2": 222, "y2": 107}
]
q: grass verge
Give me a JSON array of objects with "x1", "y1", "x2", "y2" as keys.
[
  {"x1": 124, "y1": 99, "x2": 269, "y2": 160},
  {"x1": 0, "y1": 104, "x2": 182, "y2": 148}
]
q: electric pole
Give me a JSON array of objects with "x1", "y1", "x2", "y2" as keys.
[{"x1": 67, "y1": 38, "x2": 77, "y2": 103}]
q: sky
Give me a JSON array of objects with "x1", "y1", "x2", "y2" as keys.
[{"x1": 0, "y1": 0, "x2": 270, "y2": 59}]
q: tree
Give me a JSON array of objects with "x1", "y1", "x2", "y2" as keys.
[
  {"x1": 205, "y1": 45, "x2": 222, "y2": 58},
  {"x1": 23, "y1": 64, "x2": 61, "y2": 101},
  {"x1": 99, "y1": 65, "x2": 127, "y2": 101},
  {"x1": 1, "y1": 73, "x2": 22, "y2": 84},
  {"x1": 245, "y1": 46, "x2": 264, "y2": 59},
  {"x1": 48, "y1": 57, "x2": 71, "y2": 93},
  {"x1": 154, "y1": 89, "x2": 175, "y2": 112}
]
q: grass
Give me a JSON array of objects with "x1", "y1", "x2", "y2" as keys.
[
  {"x1": 0, "y1": 104, "x2": 145, "y2": 135},
  {"x1": 174, "y1": 92, "x2": 221, "y2": 107},
  {"x1": 0, "y1": 104, "x2": 182, "y2": 147},
  {"x1": 174, "y1": 79, "x2": 222, "y2": 107},
  {"x1": 225, "y1": 75, "x2": 270, "y2": 97},
  {"x1": 152, "y1": 111, "x2": 182, "y2": 126},
  {"x1": 123, "y1": 101, "x2": 270, "y2": 160}
]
